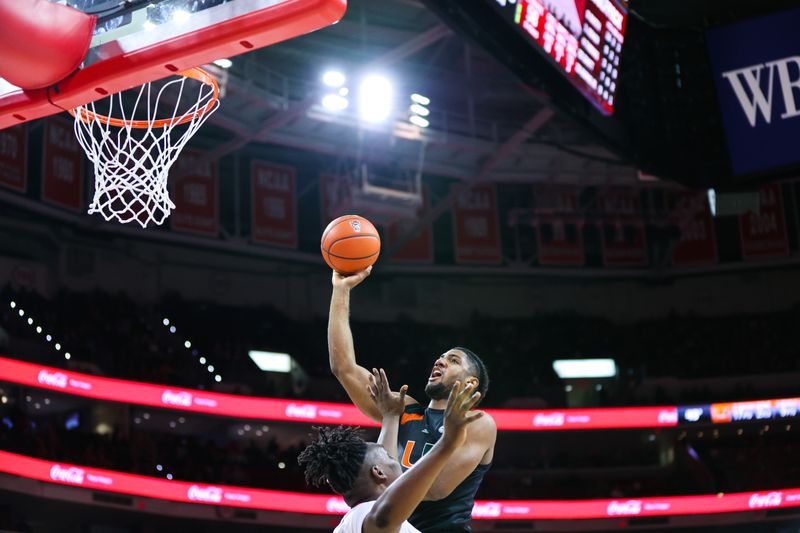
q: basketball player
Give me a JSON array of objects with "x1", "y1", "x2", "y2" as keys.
[
  {"x1": 328, "y1": 267, "x2": 497, "y2": 532},
  {"x1": 298, "y1": 374, "x2": 483, "y2": 533}
]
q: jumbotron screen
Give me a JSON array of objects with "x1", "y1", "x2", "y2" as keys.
[{"x1": 490, "y1": 0, "x2": 628, "y2": 114}]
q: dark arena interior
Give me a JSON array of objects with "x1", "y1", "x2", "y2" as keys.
[{"x1": 1, "y1": 0, "x2": 800, "y2": 531}]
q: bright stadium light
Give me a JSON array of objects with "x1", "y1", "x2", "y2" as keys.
[
  {"x1": 172, "y1": 9, "x2": 190, "y2": 23},
  {"x1": 411, "y1": 93, "x2": 430, "y2": 106},
  {"x1": 248, "y1": 350, "x2": 292, "y2": 373},
  {"x1": 322, "y1": 94, "x2": 349, "y2": 111},
  {"x1": 409, "y1": 115, "x2": 429, "y2": 128},
  {"x1": 359, "y1": 75, "x2": 393, "y2": 123},
  {"x1": 409, "y1": 104, "x2": 429, "y2": 117},
  {"x1": 552, "y1": 359, "x2": 617, "y2": 379},
  {"x1": 322, "y1": 70, "x2": 346, "y2": 87}
]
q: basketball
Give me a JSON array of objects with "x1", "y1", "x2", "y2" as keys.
[{"x1": 321, "y1": 215, "x2": 381, "y2": 274}]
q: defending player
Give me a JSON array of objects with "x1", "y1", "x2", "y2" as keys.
[{"x1": 298, "y1": 373, "x2": 483, "y2": 533}]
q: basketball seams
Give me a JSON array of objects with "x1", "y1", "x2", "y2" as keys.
[
  {"x1": 320, "y1": 215, "x2": 359, "y2": 248},
  {"x1": 326, "y1": 250, "x2": 380, "y2": 261}
]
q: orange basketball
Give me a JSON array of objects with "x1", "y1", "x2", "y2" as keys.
[{"x1": 321, "y1": 215, "x2": 381, "y2": 274}]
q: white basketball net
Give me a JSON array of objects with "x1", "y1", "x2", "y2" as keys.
[{"x1": 71, "y1": 72, "x2": 219, "y2": 228}]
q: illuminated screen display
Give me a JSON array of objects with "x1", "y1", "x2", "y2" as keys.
[
  {"x1": 489, "y1": 0, "x2": 628, "y2": 114},
  {"x1": 3, "y1": 450, "x2": 800, "y2": 519}
]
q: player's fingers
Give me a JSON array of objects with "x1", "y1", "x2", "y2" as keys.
[
  {"x1": 463, "y1": 391, "x2": 482, "y2": 411},
  {"x1": 379, "y1": 368, "x2": 391, "y2": 390},
  {"x1": 367, "y1": 384, "x2": 376, "y2": 400},
  {"x1": 463, "y1": 410, "x2": 485, "y2": 424},
  {"x1": 399, "y1": 384, "x2": 408, "y2": 402}
]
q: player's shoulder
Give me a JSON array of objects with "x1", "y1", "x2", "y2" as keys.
[{"x1": 470, "y1": 409, "x2": 498, "y2": 436}]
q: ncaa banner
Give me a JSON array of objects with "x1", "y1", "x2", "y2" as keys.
[
  {"x1": 319, "y1": 173, "x2": 352, "y2": 227},
  {"x1": 0, "y1": 124, "x2": 26, "y2": 192},
  {"x1": 251, "y1": 161, "x2": 297, "y2": 248},
  {"x1": 707, "y1": 8, "x2": 800, "y2": 175},
  {"x1": 739, "y1": 183, "x2": 788, "y2": 259},
  {"x1": 171, "y1": 150, "x2": 218, "y2": 236},
  {"x1": 597, "y1": 188, "x2": 647, "y2": 267},
  {"x1": 669, "y1": 190, "x2": 717, "y2": 266},
  {"x1": 452, "y1": 184, "x2": 502, "y2": 264},
  {"x1": 42, "y1": 117, "x2": 83, "y2": 211},
  {"x1": 533, "y1": 185, "x2": 584, "y2": 266},
  {"x1": 383, "y1": 187, "x2": 433, "y2": 263}
]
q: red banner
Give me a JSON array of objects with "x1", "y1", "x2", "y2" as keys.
[
  {"x1": 2, "y1": 450, "x2": 799, "y2": 519},
  {"x1": 670, "y1": 190, "x2": 717, "y2": 266},
  {"x1": 170, "y1": 150, "x2": 218, "y2": 236},
  {"x1": 533, "y1": 186, "x2": 584, "y2": 266},
  {"x1": 535, "y1": 216, "x2": 585, "y2": 266},
  {"x1": 0, "y1": 124, "x2": 26, "y2": 192},
  {"x1": 598, "y1": 188, "x2": 647, "y2": 267},
  {"x1": 251, "y1": 161, "x2": 297, "y2": 248},
  {"x1": 319, "y1": 173, "x2": 353, "y2": 226},
  {"x1": 0, "y1": 356, "x2": 682, "y2": 430},
  {"x1": 739, "y1": 183, "x2": 789, "y2": 259},
  {"x1": 42, "y1": 118, "x2": 83, "y2": 211},
  {"x1": 383, "y1": 187, "x2": 433, "y2": 263},
  {"x1": 452, "y1": 184, "x2": 502, "y2": 264}
]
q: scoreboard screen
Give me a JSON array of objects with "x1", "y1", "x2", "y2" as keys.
[{"x1": 489, "y1": 0, "x2": 628, "y2": 115}]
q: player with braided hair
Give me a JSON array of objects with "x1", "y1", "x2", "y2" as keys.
[{"x1": 298, "y1": 370, "x2": 483, "y2": 533}]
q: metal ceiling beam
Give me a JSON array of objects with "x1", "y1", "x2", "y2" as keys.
[
  {"x1": 202, "y1": 23, "x2": 453, "y2": 162},
  {"x1": 384, "y1": 107, "x2": 556, "y2": 259}
]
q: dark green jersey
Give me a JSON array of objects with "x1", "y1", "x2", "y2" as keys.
[{"x1": 397, "y1": 403, "x2": 491, "y2": 533}]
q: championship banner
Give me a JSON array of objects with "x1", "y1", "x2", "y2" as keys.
[
  {"x1": 669, "y1": 190, "x2": 717, "y2": 266},
  {"x1": 383, "y1": 187, "x2": 433, "y2": 263},
  {"x1": 597, "y1": 188, "x2": 647, "y2": 267},
  {"x1": 0, "y1": 124, "x2": 26, "y2": 192},
  {"x1": 533, "y1": 185, "x2": 584, "y2": 266},
  {"x1": 42, "y1": 117, "x2": 83, "y2": 211},
  {"x1": 452, "y1": 184, "x2": 502, "y2": 264},
  {"x1": 170, "y1": 150, "x2": 218, "y2": 236},
  {"x1": 251, "y1": 161, "x2": 297, "y2": 248},
  {"x1": 319, "y1": 173, "x2": 353, "y2": 226},
  {"x1": 739, "y1": 183, "x2": 788, "y2": 259}
]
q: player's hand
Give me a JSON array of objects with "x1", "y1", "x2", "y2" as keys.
[
  {"x1": 331, "y1": 266, "x2": 372, "y2": 290},
  {"x1": 368, "y1": 368, "x2": 408, "y2": 418},
  {"x1": 442, "y1": 381, "x2": 483, "y2": 446}
]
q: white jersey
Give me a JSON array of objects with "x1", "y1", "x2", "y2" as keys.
[{"x1": 334, "y1": 501, "x2": 421, "y2": 533}]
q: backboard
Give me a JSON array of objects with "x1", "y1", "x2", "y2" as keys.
[{"x1": 0, "y1": 0, "x2": 346, "y2": 129}]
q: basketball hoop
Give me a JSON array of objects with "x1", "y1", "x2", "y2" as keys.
[{"x1": 69, "y1": 67, "x2": 220, "y2": 227}]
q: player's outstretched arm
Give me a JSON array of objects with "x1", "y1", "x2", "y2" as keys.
[
  {"x1": 363, "y1": 381, "x2": 483, "y2": 533},
  {"x1": 328, "y1": 267, "x2": 382, "y2": 421},
  {"x1": 368, "y1": 368, "x2": 408, "y2": 460}
]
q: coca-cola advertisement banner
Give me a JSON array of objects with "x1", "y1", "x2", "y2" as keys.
[
  {"x1": 42, "y1": 117, "x2": 83, "y2": 211},
  {"x1": 452, "y1": 184, "x2": 502, "y2": 264},
  {"x1": 251, "y1": 161, "x2": 297, "y2": 248},
  {"x1": 171, "y1": 149, "x2": 218, "y2": 236},
  {"x1": 597, "y1": 188, "x2": 647, "y2": 267},
  {"x1": 2, "y1": 450, "x2": 799, "y2": 519},
  {"x1": 669, "y1": 190, "x2": 717, "y2": 266},
  {"x1": 0, "y1": 124, "x2": 26, "y2": 192},
  {"x1": 739, "y1": 183, "x2": 789, "y2": 259},
  {"x1": 1, "y1": 356, "x2": 684, "y2": 431}
]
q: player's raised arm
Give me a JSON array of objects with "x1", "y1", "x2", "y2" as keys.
[{"x1": 328, "y1": 267, "x2": 383, "y2": 421}]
